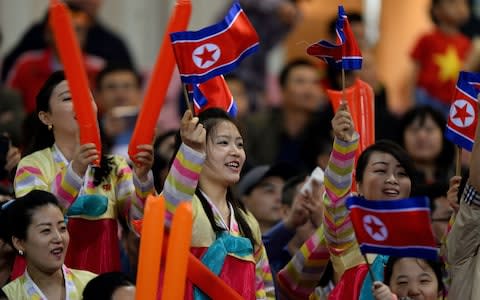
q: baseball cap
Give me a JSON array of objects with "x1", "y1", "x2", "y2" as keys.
[{"x1": 236, "y1": 162, "x2": 298, "y2": 197}]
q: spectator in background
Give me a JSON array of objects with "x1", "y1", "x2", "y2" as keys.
[
  {"x1": 0, "y1": 29, "x2": 25, "y2": 147},
  {"x1": 83, "y1": 272, "x2": 135, "y2": 300},
  {"x1": 95, "y1": 63, "x2": 143, "y2": 157},
  {"x1": 243, "y1": 59, "x2": 327, "y2": 170},
  {"x1": 2, "y1": 190, "x2": 96, "y2": 299},
  {"x1": 410, "y1": 0, "x2": 471, "y2": 116},
  {"x1": 5, "y1": 3, "x2": 105, "y2": 115},
  {"x1": 263, "y1": 175, "x2": 324, "y2": 278},
  {"x1": 236, "y1": 162, "x2": 298, "y2": 233},
  {"x1": 1, "y1": 0, "x2": 133, "y2": 82},
  {"x1": 151, "y1": 130, "x2": 176, "y2": 192},
  {"x1": 399, "y1": 106, "x2": 456, "y2": 193},
  {"x1": 230, "y1": 0, "x2": 302, "y2": 108}
]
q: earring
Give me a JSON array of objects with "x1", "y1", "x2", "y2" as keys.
[
  {"x1": 18, "y1": 250, "x2": 24, "y2": 256},
  {"x1": 48, "y1": 124, "x2": 53, "y2": 131}
]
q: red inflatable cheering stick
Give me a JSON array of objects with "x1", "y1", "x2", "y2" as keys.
[
  {"x1": 49, "y1": 0, "x2": 101, "y2": 165},
  {"x1": 128, "y1": 0, "x2": 192, "y2": 163}
]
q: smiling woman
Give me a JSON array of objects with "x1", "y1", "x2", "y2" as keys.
[
  {"x1": 161, "y1": 108, "x2": 275, "y2": 299},
  {"x1": 1, "y1": 190, "x2": 95, "y2": 299},
  {"x1": 14, "y1": 71, "x2": 155, "y2": 274}
]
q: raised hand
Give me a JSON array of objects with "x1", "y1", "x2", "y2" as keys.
[
  {"x1": 447, "y1": 175, "x2": 462, "y2": 213},
  {"x1": 372, "y1": 282, "x2": 397, "y2": 300},
  {"x1": 180, "y1": 110, "x2": 206, "y2": 154},
  {"x1": 331, "y1": 102, "x2": 355, "y2": 142},
  {"x1": 71, "y1": 143, "x2": 99, "y2": 177},
  {"x1": 133, "y1": 144, "x2": 154, "y2": 182}
]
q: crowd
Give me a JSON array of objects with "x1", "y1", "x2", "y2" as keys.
[{"x1": 0, "y1": 0, "x2": 479, "y2": 299}]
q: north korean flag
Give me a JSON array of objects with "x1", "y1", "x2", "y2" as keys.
[
  {"x1": 445, "y1": 71, "x2": 480, "y2": 151},
  {"x1": 188, "y1": 75, "x2": 238, "y2": 117},
  {"x1": 170, "y1": 2, "x2": 259, "y2": 84},
  {"x1": 307, "y1": 5, "x2": 362, "y2": 70},
  {"x1": 346, "y1": 196, "x2": 438, "y2": 260}
]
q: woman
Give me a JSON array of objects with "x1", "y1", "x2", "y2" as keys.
[
  {"x1": 373, "y1": 257, "x2": 444, "y2": 300},
  {"x1": 399, "y1": 106, "x2": 455, "y2": 189},
  {"x1": 14, "y1": 71, "x2": 155, "y2": 274},
  {"x1": 2, "y1": 190, "x2": 96, "y2": 299},
  {"x1": 278, "y1": 103, "x2": 417, "y2": 299},
  {"x1": 163, "y1": 108, "x2": 274, "y2": 299}
]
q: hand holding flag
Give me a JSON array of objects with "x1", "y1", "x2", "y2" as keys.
[
  {"x1": 346, "y1": 196, "x2": 438, "y2": 260},
  {"x1": 307, "y1": 5, "x2": 362, "y2": 70}
]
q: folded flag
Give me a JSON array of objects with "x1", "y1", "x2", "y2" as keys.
[
  {"x1": 307, "y1": 5, "x2": 362, "y2": 70},
  {"x1": 346, "y1": 196, "x2": 438, "y2": 260},
  {"x1": 170, "y1": 2, "x2": 259, "y2": 84},
  {"x1": 445, "y1": 71, "x2": 480, "y2": 151},
  {"x1": 187, "y1": 75, "x2": 238, "y2": 117}
]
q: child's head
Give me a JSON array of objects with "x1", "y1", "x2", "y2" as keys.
[
  {"x1": 430, "y1": 0, "x2": 469, "y2": 28},
  {"x1": 384, "y1": 257, "x2": 444, "y2": 300}
]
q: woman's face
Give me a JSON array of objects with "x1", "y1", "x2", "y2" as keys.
[
  {"x1": 14, "y1": 204, "x2": 69, "y2": 274},
  {"x1": 357, "y1": 151, "x2": 411, "y2": 200},
  {"x1": 403, "y1": 116, "x2": 443, "y2": 164},
  {"x1": 41, "y1": 80, "x2": 98, "y2": 136},
  {"x1": 389, "y1": 258, "x2": 440, "y2": 300},
  {"x1": 202, "y1": 121, "x2": 245, "y2": 186}
]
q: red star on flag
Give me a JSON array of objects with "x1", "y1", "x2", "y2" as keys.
[
  {"x1": 365, "y1": 218, "x2": 384, "y2": 236},
  {"x1": 195, "y1": 46, "x2": 218, "y2": 67},
  {"x1": 453, "y1": 103, "x2": 472, "y2": 126}
]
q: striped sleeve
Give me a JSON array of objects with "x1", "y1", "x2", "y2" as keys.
[
  {"x1": 323, "y1": 135, "x2": 358, "y2": 256},
  {"x1": 276, "y1": 225, "x2": 330, "y2": 300},
  {"x1": 15, "y1": 153, "x2": 82, "y2": 209},
  {"x1": 254, "y1": 243, "x2": 275, "y2": 299},
  {"x1": 162, "y1": 143, "x2": 205, "y2": 226},
  {"x1": 113, "y1": 155, "x2": 155, "y2": 221}
]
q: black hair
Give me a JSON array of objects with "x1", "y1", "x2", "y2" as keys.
[
  {"x1": 95, "y1": 62, "x2": 142, "y2": 90},
  {"x1": 82, "y1": 272, "x2": 134, "y2": 300},
  {"x1": 281, "y1": 175, "x2": 307, "y2": 207},
  {"x1": 197, "y1": 108, "x2": 256, "y2": 247},
  {"x1": 29, "y1": 70, "x2": 113, "y2": 187},
  {"x1": 399, "y1": 105, "x2": 454, "y2": 171},
  {"x1": 4, "y1": 190, "x2": 61, "y2": 248},
  {"x1": 0, "y1": 288, "x2": 8, "y2": 300},
  {"x1": 430, "y1": 0, "x2": 442, "y2": 24},
  {"x1": 171, "y1": 108, "x2": 256, "y2": 247},
  {"x1": 279, "y1": 58, "x2": 318, "y2": 89},
  {"x1": 328, "y1": 11, "x2": 363, "y2": 38},
  {"x1": 384, "y1": 256, "x2": 445, "y2": 296},
  {"x1": 356, "y1": 140, "x2": 415, "y2": 184}
]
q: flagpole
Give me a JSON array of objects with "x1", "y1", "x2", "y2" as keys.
[
  {"x1": 341, "y1": 68, "x2": 346, "y2": 105},
  {"x1": 182, "y1": 84, "x2": 194, "y2": 116},
  {"x1": 456, "y1": 146, "x2": 463, "y2": 176},
  {"x1": 362, "y1": 254, "x2": 377, "y2": 283}
]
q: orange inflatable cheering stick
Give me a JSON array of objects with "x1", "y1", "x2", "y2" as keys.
[
  {"x1": 129, "y1": 0, "x2": 192, "y2": 163},
  {"x1": 49, "y1": 0, "x2": 101, "y2": 165}
]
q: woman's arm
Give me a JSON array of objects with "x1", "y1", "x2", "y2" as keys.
[
  {"x1": 277, "y1": 225, "x2": 330, "y2": 300},
  {"x1": 15, "y1": 151, "x2": 83, "y2": 208},
  {"x1": 162, "y1": 111, "x2": 206, "y2": 226}
]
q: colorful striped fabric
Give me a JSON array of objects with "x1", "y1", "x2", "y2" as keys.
[
  {"x1": 323, "y1": 136, "x2": 358, "y2": 260},
  {"x1": 162, "y1": 143, "x2": 275, "y2": 299},
  {"x1": 277, "y1": 225, "x2": 330, "y2": 300},
  {"x1": 14, "y1": 145, "x2": 154, "y2": 222}
]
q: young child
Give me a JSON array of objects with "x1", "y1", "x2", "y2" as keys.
[
  {"x1": 373, "y1": 256, "x2": 445, "y2": 300},
  {"x1": 410, "y1": 0, "x2": 471, "y2": 116}
]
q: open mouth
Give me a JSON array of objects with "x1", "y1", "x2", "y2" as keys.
[
  {"x1": 225, "y1": 161, "x2": 240, "y2": 171},
  {"x1": 50, "y1": 246, "x2": 64, "y2": 259}
]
